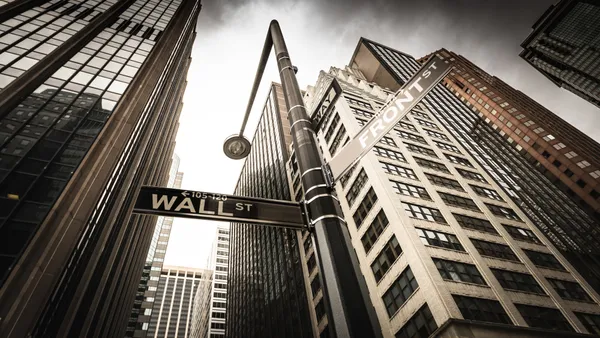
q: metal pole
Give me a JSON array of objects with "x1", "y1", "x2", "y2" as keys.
[{"x1": 241, "y1": 20, "x2": 382, "y2": 337}]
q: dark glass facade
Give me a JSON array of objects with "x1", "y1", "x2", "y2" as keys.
[
  {"x1": 0, "y1": 0, "x2": 200, "y2": 337},
  {"x1": 349, "y1": 38, "x2": 600, "y2": 294},
  {"x1": 520, "y1": 0, "x2": 600, "y2": 108},
  {"x1": 423, "y1": 48, "x2": 600, "y2": 222},
  {"x1": 227, "y1": 83, "x2": 313, "y2": 337}
]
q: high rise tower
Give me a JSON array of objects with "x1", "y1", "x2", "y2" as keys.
[
  {"x1": 126, "y1": 155, "x2": 183, "y2": 337},
  {"x1": 190, "y1": 225, "x2": 230, "y2": 338},
  {"x1": 0, "y1": 1, "x2": 201, "y2": 336},
  {"x1": 147, "y1": 265, "x2": 208, "y2": 338},
  {"x1": 227, "y1": 82, "x2": 314, "y2": 337},
  {"x1": 520, "y1": 0, "x2": 600, "y2": 108},
  {"x1": 423, "y1": 48, "x2": 600, "y2": 221},
  {"x1": 349, "y1": 37, "x2": 600, "y2": 298},
  {"x1": 302, "y1": 57, "x2": 600, "y2": 336}
]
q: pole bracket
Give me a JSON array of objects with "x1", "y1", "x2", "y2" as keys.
[{"x1": 322, "y1": 162, "x2": 335, "y2": 189}]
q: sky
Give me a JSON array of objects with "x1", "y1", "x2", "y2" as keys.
[{"x1": 164, "y1": 0, "x2": 600, "y2": 269}]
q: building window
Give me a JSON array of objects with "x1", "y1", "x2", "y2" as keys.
[
  {"x1": 503, "y1": 224, "x2": 541, "y2": 244},
  {"x1": 346, "y1": 169, "x2": 368, "y2": 206},
  {"x1": 307, "y1": 254, "x2": 317, "y2": 274},
  {"x1": 523, "y1": 249, "x2": 565, "y2": 270},
  {"x1": 402, "y1": 202, "x2": 446, "y2": 223},
  {"x1": 381, "y1": 162, "x2": 418, "y2": 180},
  {"x1": 445, "y1": 154, "x2": 474, "y2": 167},
  {"x1": 382, "y1": 266, "x2": 418, "y2": 317},
  {"x1": 405, "y1": 143, "x2": 438, "y2": 157},
  {"x1": 416, "y1": 228, "x2": 464, "y2": 251},
  {"x1": 453, "y1": 213, "x2": 498, "y2": 234},
  {"x1": 433, "y1": 258, "x2": 485, "y2": 285},
  {"x1": 438, "y1": 192, "x2": 480, "y2": 211},
  {"x1": 379, "y1": 136, "x2": 397, "y2": 147},
  {"x1": 589, "y1": 170, "x2": 600, "y2": 179},
  {"x1": 414, "y1": 157, "x2": 450, "y2": 174},
  {"x1": 339, "y1": 164, "x2": 357, "y2": 188},
  {"x1": 491, "y1": 268, "x2": 545, "y2": 294},
  {"x1": 213, "y1": 302, "x2": 226, "y2": 308},
  {"x1": 351, "y1": 107, "x2": 374, "y2": 119},
  {"x1": 324, "y1": 114, "x2": 340, "y2": 142},
  {"x1": 361, "y1": 210, "x2": 389, "y2": 253},
  {"x1": 311, "y1": 276, "x2": 321, "y2": 297},
  {"x1": 329, "y1": 125, "x2": 347, "y2": 155},
  {"x1": 553, "y1": 143, "x2": 566, "y2": 150},
  {"x1": 371, "y1": 235, "x2": 403, "y2": 282},
  {"x1": 391, "y1": 181, "x2": 431, "y2": 200},
  {"x1": 415, "y1": 118, "x2": 440, "y2": 130},
  {"x1": 411, "y1": 110, "x2": 431, "y2": 120},
  {"x1": 394, "y1": 303, "x2": 438, "y2": 338},
  {"x1": 424, "y1": 173, "x2": 464, "y2": 191},
  {"x1": 453, "y1": 295, "x2": 512, "y2": 325},
  {"x1": 397, "y1": 121, "x2": 417, "y2": 132},
  {"x1": 434, "y1": 141, "x2": 461, "y2": 154},
  {"x1": 470, "y1": 185, "x2": 503, "y2": 201},
  {"x1": 515, "y1": 304, "x2": 573, "y2": 332},
  {"x1": 396, "y1": 130, "x2": 428, "y2": 144},
  {"x1": 565, "y1": 151, "x2": 578, "y2": 159},
  {"x1": 485, "y1": 203, "x2": 521, "y2": 221},
  {"x1": 424, "y1": 129, "x2": 450, "y2": 141},
  {"x1": 575, "y1": 312, "x2": 600, "y2": 334},
  {"x1": 346, "y1": 97, "x2": 372, "y2": 109},
  {"x1": 374, "y1": 146, "x2": 406, "y2": 162},
  {"x1": 212, "y1": 312, "x2": 226, "y2": 318},
  {"x1": 547, "y1": 278, "x2": 592, "y2": 302},
  {"x1": 352, "y1": 187, "x2": 377, "y2": 227},
  {"x1": 471, "y1": 238, "x2": 519, "y2": 261},
  {"x1": 315, "y1": 298, "x2": 326, "y2": 322},
  {"x1": 577, "y1": 160, "x2": 591, "y2": 168}
]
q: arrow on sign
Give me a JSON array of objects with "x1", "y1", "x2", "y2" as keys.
[
  {"x1": 181, "y1": 191, "x2": 190, "y2": 197},
  {"x1": 327, "y1": 54, "x2": 452, "y2": 180}
]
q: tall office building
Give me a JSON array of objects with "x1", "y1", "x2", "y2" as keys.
[
  {"x1": 190, "y1": 225, "x2": 230, "y2": 338},
  {"x1": 126, "y1": 155, "x2": 183, "y2": 337},
  {"x1": 302, "y1": 54, "x2": 600, "y2": 336},
  {"x1": 190, "y1": 267, "x2": 213, "y2": 338},
  {"x1": 422, "y1": 49, "x2": 600, "y2": 221},
  {"x1": 520, "y1": 0, "x2": 600, "y2": 108},
  {"x1": 228, "y1": 83, "x2": 314, "y2": 337},
  {"x1": 0, "y1": 0, "x2": 201, "y2": 337},
  {"x1": 147, "y1": 265, "x2": 208, "y2": 338},
  {"x1": 350, "y1": 38, "x2": 600, "y2": 297}
]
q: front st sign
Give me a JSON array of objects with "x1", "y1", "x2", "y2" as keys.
[
  {"x1": 327, "y1": 54, "x2": 452, "y2": 180},
  {"x1": 133, "y1": 186, "x2": 306, "y2": 229}
]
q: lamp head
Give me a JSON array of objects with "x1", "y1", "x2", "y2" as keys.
[{"x1": 223, "y1": 134, "x2": 251, "y2": 160}]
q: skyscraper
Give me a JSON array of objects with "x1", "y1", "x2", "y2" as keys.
[
  {"x1": 520, "y1": 0, "x2": 600, "y2": 108},
  {"x1": 350, "y1": 37, "x2": 600, "y2": 297},
  {"x1": 228, "y1": 82, "x2": 314, "y2": 337},
  {"x1": 303, "y1": 54, "x2": 600, "y2": 336},
  {"x1": 148, "y1": 265, "x2": 208, "y2": 338},
  {"x1": 0, "y1": 0, "x2": 201, "y2": 336},
  {"x1": 190, "y1": 225, "x2": 230, "y2": 338},
  {"x1": 126, "y1": 155, "x2": 183, "y2": 337},
  {"x1": 420, "y1": 48, "x2": 600, "y2": 223},
  {"x1": 190, "y1": 265, "x2": 213, "y2": 338}
]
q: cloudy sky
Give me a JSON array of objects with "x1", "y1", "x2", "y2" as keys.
[{"x1": 164, "y1": 0, "x2": 600, "y2": 268}]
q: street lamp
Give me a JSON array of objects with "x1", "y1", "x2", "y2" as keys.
[
  {"x1": 223, "y1": 20, "x2": 382, "y2": 338},
  {"x1": 223, "y1": 134, "x2": 251, "y2": 160}
]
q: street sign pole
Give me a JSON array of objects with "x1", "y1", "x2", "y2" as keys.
[
  {"x1": 328, "y1": 54, "x2": 452, "y2": 180},
  {"x1": 268, "y1": 21, "x2": 383, "y2": 338}
]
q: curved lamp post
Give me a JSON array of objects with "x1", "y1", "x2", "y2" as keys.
[{"x1": 223, "y1": 20, "x2": 382, "y2": 338}]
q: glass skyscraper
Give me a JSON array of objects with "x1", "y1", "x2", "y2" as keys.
[
  {"x1": 0, "y1": 0, "x2": 200, "y2": 337},
  {"x1": 520, "y1": 0, "x2": 600, "y2": 108},
  {"x1": 228, "y1": 82, "x2": 314, "y2": 337}
]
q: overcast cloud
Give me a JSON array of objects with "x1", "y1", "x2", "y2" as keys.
[{"x1": 164, "y1": 0, "x2": 599, "y2": 269}]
